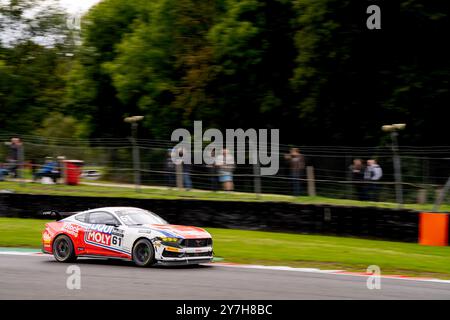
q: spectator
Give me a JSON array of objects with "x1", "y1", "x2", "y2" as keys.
[
  {"x1": 6, "y1": 137, "x2": 23, "y2": 178},
  {"x1": 0, "y1": 163, "x2": 9, "y2": 181},
  {"x1": 175, "y1": 147, "x2": 192, "y2": 190},
  {"x1": 34, "y1": 157, "x2": 59, "y2": 183},
  {"x1": 364, "y1": 159, "x2": 383, "y2": 201},
  {"x1": 165, "y1": 148, "x2": 176, "y2": 188},
  {"x1": 284, "y1": 148, "x2": 305, "y2": 196},
  {"x1": 215, "y1": 148, "x2": 235, "y2": 191},
  {"x1": 349, "y1": 159, "x2": 366, "y2": 201}
]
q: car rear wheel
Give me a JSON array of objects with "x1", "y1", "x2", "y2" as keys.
[
  {"x1": 132, "y1": 239, "x2": 155, "y2": 267},
  {"x1": 53, "y1": 235, "x2": 77, "y2": 263}
]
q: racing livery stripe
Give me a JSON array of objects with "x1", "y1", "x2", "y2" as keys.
[
  {"x1": 148, "y1": 229, "x2": 178, "y2": 238},
  {"x1": 84, "y1": 239, "x2": 131, "y2": 255}
]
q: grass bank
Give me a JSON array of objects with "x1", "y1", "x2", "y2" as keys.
[{"x1": 0, "y1": 180, "x2": 448, "y2": 212}]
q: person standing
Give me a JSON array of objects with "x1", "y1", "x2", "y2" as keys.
[
  {"x1": 349, "y1": 159, "x2": 366, "y2": 200},
  {"x1": 364, "y1": 159, "x2": 383, "y2": 201},
  {"x1": 0, "y1": 163, "x2": 8, "y2": 181},
  {"x1": 6, "y1": 137, "x2": 23, "y2": 178},
  {"x1": 285, "y1": 148, "x2": 305, "y2": 196},
  {"x1": 215, "y1": 148, "x2": 235, "y2": 191},
  {"x1": 178, "y1": 147, "x2": 192, "y2": 190},
  {"x1": 33, "y1": 157, "x2": 57, "y2": 183}
]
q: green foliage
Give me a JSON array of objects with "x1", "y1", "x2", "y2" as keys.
[
  {"x1": 290, "y1": 0, "x2": 448, "y2": 144},
  {"x1": 104, "y1": 0, "x2": 221, "y2": 137},
  {"x1": 0, "y1": 42, "x2": 68, "y2": 133},
  {"x1": 0, "y1": 0, "x2": 448, "y2": 145},
  {"x1": 34, "y1": 112, "x2": 90, "y2": 141}
]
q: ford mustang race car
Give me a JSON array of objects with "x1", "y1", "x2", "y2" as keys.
[{"x1": 41, "y1": 207, "x2": 213, "y2": 267}]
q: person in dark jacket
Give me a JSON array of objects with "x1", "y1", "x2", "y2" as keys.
[
  {"x1": 6, "y1": 137, "x2": 23, "y2": 178},
  {"x1": 349, "y1": 159, "x2": 366, "y2": 200},
  {"x1": 285, "y1": 148, "x2": 305, "y2": 196}
]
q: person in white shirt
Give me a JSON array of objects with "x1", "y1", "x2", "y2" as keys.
[
  {"x1": 364, "y1": 159, "x2": 383, "y2": 201},
  {"x1": 215, "y1": 149, "x2": 235, "y2": 191}
]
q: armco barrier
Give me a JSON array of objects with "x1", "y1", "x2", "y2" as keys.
[{"x1": 0, "y1": 193, "x2": 421, "y2": 242}]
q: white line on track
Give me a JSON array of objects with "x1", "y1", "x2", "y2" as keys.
[
  {"x1": 203, "y1": 263, "x2": 450, "y2": 284},
  {"x1": 0, "y1": 251, "x2": 43, "y2": 256}
]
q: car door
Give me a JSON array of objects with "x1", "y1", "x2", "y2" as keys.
[{"x1": 84, "y1": 211, "x2": 128, "y2": 258}]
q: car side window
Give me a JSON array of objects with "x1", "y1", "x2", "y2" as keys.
[
  {"x1": 88, "y1": 211, "x2": 120, "y2": 225},
  {"x1": 75, "y1": 213, "x2": 88, "y2": 223}
]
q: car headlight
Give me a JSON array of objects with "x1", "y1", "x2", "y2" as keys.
[{"x1": 158, "y1": 237, "x2": 179, "y2": 243}]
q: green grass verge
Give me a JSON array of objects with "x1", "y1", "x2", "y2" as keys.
[
  {"x1": 0, "y1": 217, "x2": 47, "y2": 247},
  {"x1": 1, "y1": 180, "x2": 448, "y2": 212},
  {"x1": 1, "y1": 217, "x2": 450, "y2": 278}
]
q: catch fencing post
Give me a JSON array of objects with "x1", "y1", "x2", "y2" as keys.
[
  {"x1": 131, "y1": 122, "x2": 141, "y2": 192},
  {"x1": 417, "y1": 188, "x2": 427, "y2": 205},
  {"x1": 176, "y1": 163, "x2": 184, "y2": 189},
  {"x1": 433, "y1": 177, "x2": 450, "y2": 212},
  {"x1": 19, "y1": 142, "x2": 25, "y2": 186},
  {"x1": 382, "y1": 124, "x2": 406, "y2": 209},
  {"x1": 124, "y1": 116, "x2": 144, "y2": 192},
  {"x1": 253, "y1": 157, "x2": 261, "y2": 198},
  {"x1": 307, "y1": 166, "x2": 316, "y2": 197}
]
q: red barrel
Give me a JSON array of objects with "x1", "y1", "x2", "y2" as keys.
[{"x1": 64, "y1": 160, "x2": 84, "y2": 185}]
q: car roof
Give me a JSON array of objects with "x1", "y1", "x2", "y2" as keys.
[{"x1": 84, "y1": 207, "x2": 145, "y2": 214}]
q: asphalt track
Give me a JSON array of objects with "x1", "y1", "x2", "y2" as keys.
[{"x1": 1, "y1": 254, "x2": 450, "y2": 299}]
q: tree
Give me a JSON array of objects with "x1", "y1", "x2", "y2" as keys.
[
  {"x1": 0, "y1": 42, "x2": 70, "y2": 133},
  {"x1": 0, "y1": 0, "x2": 75, "y2": 135},
  {"x1": 64, "y1": 0, "x2": 148, "y2": 138},
  {"x1": 104, "y1": 0, "x2": 222, "y2": 138},
  {"x1": 208, "y1": 0, "x2": 296, "y2": 133},
  {"x1": 34, "y1": 112, "x2": 90, "y2": 141},
  {"x1": 290, "y1": 0, "x2": 449, "y2": 145},
  {"x1": 106, "y1": 0, "x2": 296, "y2": 139}
]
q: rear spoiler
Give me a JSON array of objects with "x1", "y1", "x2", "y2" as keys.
[{"x1": 41, "y1": 210, "x2": 78, "y2": 221}]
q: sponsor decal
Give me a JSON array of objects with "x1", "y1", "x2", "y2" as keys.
[
  {"x1": 87, "y1": 230, "x2": 112, "y2": 246},
  {"x1": 42, "y1": 232, "x2": 52, "y2": 243},
  {"x1": 84, "y1": 224, "x2": 126, "y2": 252},
  {"x1": 62, "y1": 223, "x2": 83, "y2": 237},
  {"x1": 89, "y1": 224, "x2": 115, "y2": 234}
]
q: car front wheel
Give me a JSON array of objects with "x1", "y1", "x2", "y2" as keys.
[{"x1": 132, "y1": 239, "x2": 155, "y2": 267}]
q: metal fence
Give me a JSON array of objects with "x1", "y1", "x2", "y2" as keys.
[{"x1": 1, "y1": 133, "x2": 449, "y2": 206}]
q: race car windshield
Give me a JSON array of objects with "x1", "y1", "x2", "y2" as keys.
[{"x1": 115, "y1": 210, "x2": 167, "y2": 226}]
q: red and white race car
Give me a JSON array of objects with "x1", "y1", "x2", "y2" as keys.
[{"x1": 41, "y1": 207, "x2": 213, "y2": 267}]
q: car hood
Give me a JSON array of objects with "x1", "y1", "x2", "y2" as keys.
[{"x1": 145, "y1": 224, "x2": 211, "y2": 239}]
